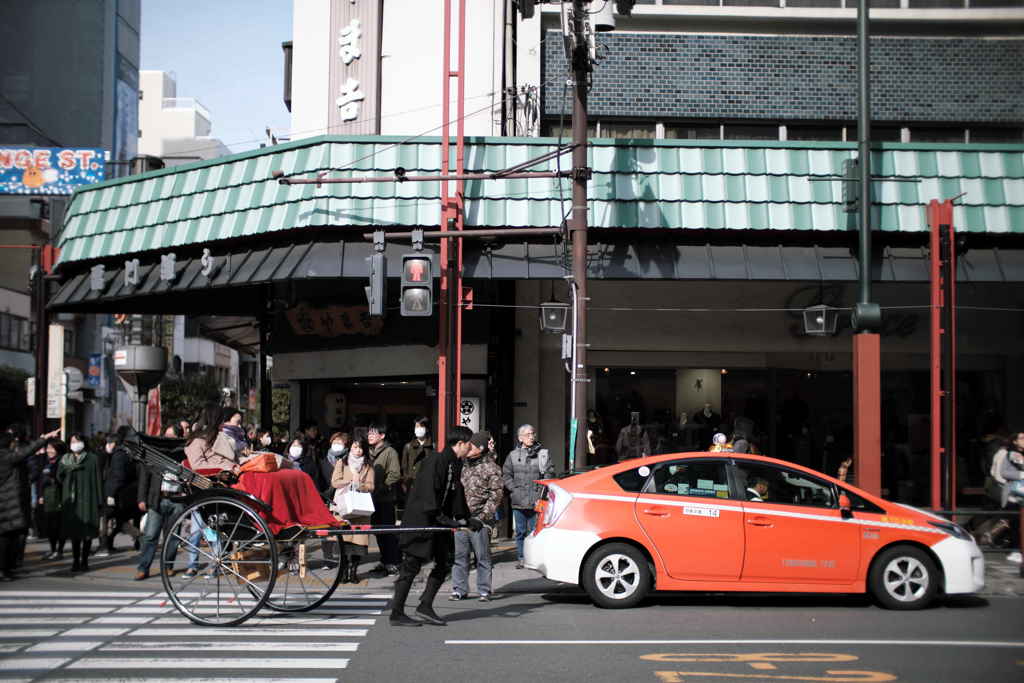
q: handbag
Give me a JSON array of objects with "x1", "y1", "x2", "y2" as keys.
[
  {"x1": 332, "y1": 487, "x2": 375, "y2": 518},
  {"x1": 240, "y1": 451, "x2": 279, "y2": 474}
]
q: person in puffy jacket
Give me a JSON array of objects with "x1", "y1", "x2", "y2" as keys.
[
  {"x1": 0, "y1": 425, "x2": 58, "y2": 580},
  {"x1": 502, "y1": 424, "x2": 554, "y2": 569}
]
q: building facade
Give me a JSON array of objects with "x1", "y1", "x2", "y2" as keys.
[{"x1": 46, "y1": 0, "x2": 1023, "y2": 508}]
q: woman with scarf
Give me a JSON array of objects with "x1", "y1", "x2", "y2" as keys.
[
  {"x1": 322, "y1": 432, "x2": 350, "y2": 497},
  {"x1": 57, "y1": 432, "x2": 102, "y2": 572},
  {"x1": 36, "y1": 439, "x2": 65, "y2": 559},
  {"x1": 330, "y1": 438, "x2": 375, "y2": 583}
]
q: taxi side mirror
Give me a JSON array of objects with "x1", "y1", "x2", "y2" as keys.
[{"x1": 839, "y1": 494, "x2": 853, "y2": 519}]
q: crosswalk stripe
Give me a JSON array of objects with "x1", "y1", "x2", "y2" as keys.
[
  {"x1": 0, "y1": 589, "x2": 382, "y2": 681},
  {"x1": 98, "y1": 641, "x2": 360, "y2": 652},
  {"x1": 128, "y1": 627, "x2": 368, "y2": 637},
  {"x1": 66, "y1": 657, "x2": 351, "y2": 669}
]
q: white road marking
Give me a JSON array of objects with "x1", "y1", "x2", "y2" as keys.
[
  {"x1": 52, "y1": 679, "x2": 339, "y2": 683},
  {"x1": 88, "y1": 616, "x2": 155, "y2": 624},
  {"x1": 67, "y1": 657, "x2": 351, "y2": 669},
  {"x1": 0, "y1": 617, "x2": 92, "y2": 624},
  {"x1": 0, "y1": 606, "x2": 114, "y2": 614},
  {"x1": 61, "y1": 628, "x2": 131, "y2": 637},
  {"x1": 445, "y1": 638, "x2": 1024, "y2": 648},
  {"x1": 99, "y1": 641, "x2": 359, "y2": 652},
  {"x1": 149, "y1": 616, "x2": 376, "y2": 626},
  {"x1": 0, "y1": 591, "x2": 154, "y2": 598},
  {"x1": 129, "y1": 627, "x2": 368, "y2": 637},
  {"x1": 0, "y1": 599, "x2": 141, "y2": 606},
  {"x1": 2, "y1": 657, "x2": 71, "y2": 669},
  {"x1": 0, "y1": 630, "x2": 61, "y2": 638},
  {"x1": 27, "y1": 641, "x2": 103, "y2": 652},
  {"x1": 0, "y1": 642, "x2": 28, "y2": 652}
]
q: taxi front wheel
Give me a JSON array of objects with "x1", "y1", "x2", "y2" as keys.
[
  {"x1": 869, "y1": 545, "x2": 939, "y2": 610},
  {"x1": 582, "y1": 543, "x2": 651, "y2": 609}
]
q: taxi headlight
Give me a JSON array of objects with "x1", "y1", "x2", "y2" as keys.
[{"x1": 928, "y1": 520, "x2": 972, "y2": 541}]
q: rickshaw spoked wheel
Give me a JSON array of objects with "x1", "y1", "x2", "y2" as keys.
[{"x1": 160, "y1": 496, "x2": 277, "y2": 626}]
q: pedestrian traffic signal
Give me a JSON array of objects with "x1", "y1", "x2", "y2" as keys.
[
  {"x1": 400, "y1": 254, "x2": 433, "y2": 317},
  {"x1": 365, "y1": 253, "x2": 386, "y2": 317}
]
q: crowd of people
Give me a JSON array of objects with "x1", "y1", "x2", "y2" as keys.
[{"x1": 0, "y1": 411, "x2": 556, "y2": 591}]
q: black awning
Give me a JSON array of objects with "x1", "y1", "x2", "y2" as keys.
[{"x1": 48, "y1": 236, "x2": 1024, "y2": 314}]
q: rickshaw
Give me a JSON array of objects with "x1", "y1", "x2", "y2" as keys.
[{"x1": 122, "y1": 430, "x2": 446, "y2": 626}]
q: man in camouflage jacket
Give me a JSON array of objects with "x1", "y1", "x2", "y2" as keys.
[{"x1": 451, "y1": 430, "x2": 503, "y2": 601}]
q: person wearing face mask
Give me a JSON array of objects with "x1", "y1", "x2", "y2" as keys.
[
  {"x1": 285, "y1": 435, "x2": 329, "y2": 492},
  {"x1": 1, "y1": 424, "x2": 59, "y2": 581},
  {"x1": 100, "y1": 427, "x2": 141, "y2": 556},
  {"x1": 400, "y1": 418, "x2": 433, "y2": 502},
  {"x1": 254, "y1": 429, "x2": 279, "y2": 455},
  {"x1": 330, "y1": 438, "x2": 375, "y2": 583},
  {"x1": 35, "y1": 439, "x2": 66, "y2": 560},
  {"x1": 322, "y1": 432, "x2": 350, "y2": 496},
  {"x1": 57, "y1": 432, "x2": 102, "y2": 572}
]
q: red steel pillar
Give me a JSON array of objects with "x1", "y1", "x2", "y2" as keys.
[
  {"x1": 929, "y1": 199, "x2": 957, "y2": 511},
  {"x1": 437, "y1": 0, "x2": 466, "y2": 444},
  {"x1": 853, "y1": 333, "x2": 881, "y2": 496}
]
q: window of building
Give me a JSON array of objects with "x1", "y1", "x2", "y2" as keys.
[
  {"x1": 787, "y1": 0, "x2": 842, "y2": 6},
  {"x1": 665, "y1": 123, "x2": 720, "y2": 140},
  {"x1": 787, "y1": 125, "x2": 844, "y2": 141},
  {"x1": 0, "y1": 313, "x2": 32, "y2": 353},
  {"x1": 600, "y1": 121, "x2": 657, "y2": 139},
  {"x1": 724, "y1": 124, "x2": 779, "y2": 141},
  {"x1": 910, "y1": 126, "x2": 967, "y2": 143},
  {"x1": 847, "y1": 125, "x2": 902, "y2": 142},
  {"x1": 63, "y1": 326, "x2": 75, "y2": 356},
  {"x1": 969, "y1": 126, "x2": 1024, "y2": 143}
]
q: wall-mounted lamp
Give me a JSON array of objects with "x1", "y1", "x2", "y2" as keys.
[{"x1": 802, "y1": 304, "x2": 839, "y2": 336}]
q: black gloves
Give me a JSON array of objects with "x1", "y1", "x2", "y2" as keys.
[
  {"x1": 435, "y1": 514, "x2": 460, "y2": 528},
  {"x1": 466, "y1": 517, "x2": 484, "y2": 532}
]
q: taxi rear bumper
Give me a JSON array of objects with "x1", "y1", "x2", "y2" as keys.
[{"x1": 524, "y1": 527, "x2": 601, "y2": 585}]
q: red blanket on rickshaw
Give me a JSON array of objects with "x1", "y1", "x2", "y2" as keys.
[{"x1": 234, "y1": 469, "x2": 340, "y2": 534}]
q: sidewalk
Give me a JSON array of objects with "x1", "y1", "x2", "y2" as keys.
[{"x1": 14, "y1": 534, "x2": 1024, "y2": 599}]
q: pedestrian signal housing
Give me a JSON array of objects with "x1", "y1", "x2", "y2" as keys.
[
  {"x1": 365, "y1": 253, "x2": 386, "y2": 317},
  {"x1": 400, "y1": 254, "x2": 433, "y2": 317}
]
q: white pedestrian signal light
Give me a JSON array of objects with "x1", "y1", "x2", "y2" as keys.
[
  {"x1": 365, "y1": 253, "x2": 386, "y2": 317},
  {"x1": 401, "y1": 255, "x2": 433, "y2": 317}
]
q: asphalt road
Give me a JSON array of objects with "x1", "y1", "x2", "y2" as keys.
[
  {"x1": 348, "y1": 577, "x2": 1024, "y2": 683},
  {"x1": 2, "y1": 539, "x2": 1022, "y2": 683}
]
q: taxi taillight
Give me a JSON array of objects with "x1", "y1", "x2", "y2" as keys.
[{"x1": 539, "y1": 483, "x2": 572, "y2": 531}]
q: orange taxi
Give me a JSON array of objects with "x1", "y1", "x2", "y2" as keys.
[{"x1": 524, "y1": 452, "x2": 984, "y2": 609}]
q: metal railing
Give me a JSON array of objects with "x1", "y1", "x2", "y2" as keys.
[{"x1": 161, "y1": 97, "x2": 211, "y2": 122}]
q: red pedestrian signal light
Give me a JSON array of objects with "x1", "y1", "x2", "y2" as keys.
[{"x1": 401, "y1": 254, "x2": 433, "y2": 317}]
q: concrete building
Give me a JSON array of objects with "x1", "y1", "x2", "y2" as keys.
[
  {"x1": 138, "y1": 70, "x2": 230, "y2": 168},
  {"x1": 0, "y1": 0, "x2": 141, "y2": 431}
]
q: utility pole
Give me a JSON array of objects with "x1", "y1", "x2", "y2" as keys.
[
  {"x1": 569, "y1": 0, "x2": 591, "y2": 470},
  {"x1": 851, "y1": 0, "x2": 882, "y2": 496}
]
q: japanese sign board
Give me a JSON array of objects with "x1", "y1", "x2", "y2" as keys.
[
  {"x1": 0, "y1": 147, "x2": 105, "y2": 195},
  {"x1": 329, "y1": 0, "x2": 381, "y2": 134},
  {"x1": 286, "y1": 302, "x2": 384, "y2": 338}
]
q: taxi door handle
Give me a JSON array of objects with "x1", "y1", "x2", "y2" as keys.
[
  {"x1": 746, "y1": 516, "x2": 774, "y2": 528},
  {"x1": 641, "y1": 507, "x2": 671, "y2": 519}
]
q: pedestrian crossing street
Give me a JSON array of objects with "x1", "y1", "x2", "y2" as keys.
[{"x1": 0, "y1": 590, "x2": 389, "y2": 682}]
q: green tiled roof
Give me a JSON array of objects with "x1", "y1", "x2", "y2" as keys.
[{"x1": 57, "y1": 135, "x2": 1024, "y2": 265}]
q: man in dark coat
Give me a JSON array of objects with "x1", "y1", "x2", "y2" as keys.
[
  {"x1": 0, "y1": 425, "x2": 59, "y2": 580},
  {"x1": 389, "y1": 425, "x2": 475, "y2": 627}
]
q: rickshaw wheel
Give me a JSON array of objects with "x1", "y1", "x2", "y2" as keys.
[
  {"x1": 260, "y1": 532, "x2": 345, "y2": 612},
  {"x1": 161, "y1": 496, "x2": 277, "y2": 626}
]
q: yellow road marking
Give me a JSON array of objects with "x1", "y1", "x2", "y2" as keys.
[
  {"x1": 654, "y1": 670, "x2": 896, "y2": 682},
  {"x1": 642, "y1": 653, "x2": 859, "y2": 664}
]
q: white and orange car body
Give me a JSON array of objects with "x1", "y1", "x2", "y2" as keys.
[{"x1": 525, "y1": 452, "x2": 984, "y2": 599}]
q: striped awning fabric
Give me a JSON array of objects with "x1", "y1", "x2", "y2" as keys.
[{"x1": 56, "y1": 135, "x2": 1024, "y2": 265}]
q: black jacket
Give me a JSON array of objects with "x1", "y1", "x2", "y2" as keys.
[
  {"x1": 104, "y1": 446, "x2": 138, "y2": 507},
  {"x1": 399, "y1": 446, "x2": 468, "y2": 559},
  {"x1": 0, "y1": 438, "x2": 46, "y2": 534}
]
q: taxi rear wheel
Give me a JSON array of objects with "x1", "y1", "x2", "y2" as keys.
[
  {"x1": 582, "y1": 543, "x2": 650, "y2": 609},
  {"x1": 869, "y1": 545, "x2": 939, "y2": 610}
]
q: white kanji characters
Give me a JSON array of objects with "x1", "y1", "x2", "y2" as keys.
[
  {"x1": 336, "y1": 78, "x2": 365, "y2": 121},
  {"x1": 338, "y1": 18, "x2": 362, "y2": 65}
]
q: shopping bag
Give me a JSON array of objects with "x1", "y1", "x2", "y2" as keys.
[{"x1": 332, "y1": 488, "x2": 375, "y2": 518}]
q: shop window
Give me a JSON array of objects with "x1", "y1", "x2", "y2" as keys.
[{"x1": 647, "y1": 460, "x2": 730, "y2": 499}]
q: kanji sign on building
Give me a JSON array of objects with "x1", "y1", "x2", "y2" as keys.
[{"x1": 328, "y1": 0, "x2": 381, "y2": 134}]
